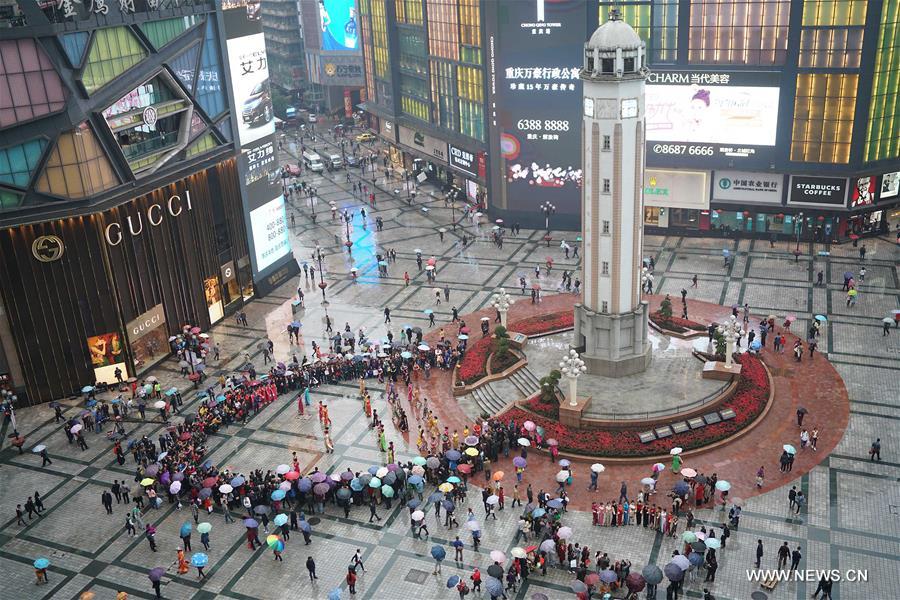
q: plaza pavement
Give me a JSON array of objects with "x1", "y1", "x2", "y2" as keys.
[{"x1": 0, "y1": 135, "x2": 896, "y2": 600}]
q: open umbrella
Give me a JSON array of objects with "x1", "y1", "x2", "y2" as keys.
[
  {"x1": 555, "y1": 471, "x2": 569, "y2": 483},
  {"x1": 670, "y1": 447, "x2": 683, "y2": 455},
  {"x1": 691, "y1": 541, "x2": 707, "y2": 553},
  {"x1": 486, "y1": 495, "x2": 499, "y2": 506},
  {"x1": 243, "y1": 518, "x2": 258, "y2": 528},
  {"x1": 485, "y1": 577, "x2": 503, "y2": 597},
  {"x1": 465, "y1": 520, "x2": 480, "y2": 531},
  {"x1": 641, "y1": 477, "x2": 656, "y2": 486},
  {"x1": 715, "y1": 480, "x2": 731, "y2": 491},
  {"x1": 642, "y1": 564, "x2": 663, "y2": 585},
  {"x1": 673, "y1": 481, "x2": 689, "y2": 496},
  {"x1": 511, "y1": 547, "x2": 527, "y2": 559},
  {"x1": 426, "y1": 457, "x2": 441, "y2": 469},
  {"x1": 412, "y1": 456, "x2": 427, "y2": 466},
  {"x1": 411, "y1": 510, "x2": 425, "y2": 522},
  {"x1": 517, "y1": 438, "x2": 530, "y2": 447},
  {"x1": 671, "y1": 555, "x2": 690, "y2": 571},
  {"x1": 571, "y1": 580, "x2": 588, "y2": 593},
  {"x1": 815, "y1": 314, "x2": 827, "y2": 322},
  {"x1": 190, "y1": 553, "x2": 208, "y2": 568},
  {"x1": 590, "y1": 463, "x2": 605, "y2": 473},
  {"x1": 70, "y1": 424, "x2": 82, "y2": 434},
  {"x1": 328, "y1": 589, "x2": 342, "y2": 600},
  {"x1": 464, "y1": 447, "x2": 479, "y2": 457},
  {"x1": 253, "y1": 505, "x2": 272, "y2": 516},
  {"x1": 513, "y1": 457, "x2": 527, "y2": 468},
  {"x1": 599, "y1": 569, "x2": 618, "y2": 583},
  {"x1": 336, "y1": 488, "x2": 351, "y2": 501},
  {"x1": 446, "y1": 476, "x2": 461, "y2": 484},
  {"x1": 680, "y1": 468, "x2": 697, "y2": 478},
  {"x1": 705, "y1": 538, "x2": 721, "y2": 549},
  {"x1": 584, "y1": 573, "x2": 600, "y2": 587},
  {"x1": 381, "y1": 485, "x2": 395, "y2": 498},
  {"x1": 489, "y1": 550, "x2": 506, "y2": 564},
  {"x1": 169, "y1": 482, "x2": 182, "y2": 494},
  {"x1": 276, "y1": 464, "x2": 290, "y2": 475},
  {"x1": 446, "y1": 575, "x2": 461, "y2": 588},
  {"x1": 140, "y1": 478, "x2": 155, "y2": 487},
  {"x1": 430, "y1": 545, "x2": 446, "y2": 561},
  {"x1": 682, "y1": 531, "x2": 697, "y2": 543},
  {"x1": 271, "y1": 489, "x2": 286, "y2": 501},
  {"x1": 664, "y1": 562, "x2": 684, "y2": 582},
  {"x1": 487, "y1": 564, "x2": 504, "y2": 579},
  {"x1": 547, "y1": 498, "x2": 563, "y2": 510},
  {"x1": 31, "y1": 444, "x2": 46, "y2": 454},
  {"x1": 688, "y1": 552, "x2": 704, "y2": 567},
  {"x1": 532, "y1": 508, "x2": 546, "y2": 518},
  {"x1": 464, "y1": 435, "x2": 479, "y2": 446},
  {"x1": 557, "y1": 526, "x2": 572, "y2": 539},
  {"x1": 438, "y1": 482, "x2": 454, "y2": 493},
  {"x1": 148, "y1": 567, "x2": 165, "y2": 582},
  {"x1": 783, "y1": 444, "x2": 797, "y2": 455},
  {"x1": 34, "y1": 557, "x2": 50, "y2": 569},
  {"x1": 625, "y1": 572, "x2": 646, "y2": 593},
  {"x1": 445, "y1": 450, "x2": 461, "y2": 462},
  {"x1": 456, "y1": 464, "x2": 472, "y2": 474},
  {"x1": 196, "y1": 522, "x2": 212, "y2": 534},
  {"x1": 313, "y1": 483, "x2": 330, "y2": 496},
  {"x1": 298, "y1": 521, "x2": 311, "y2": 533}
]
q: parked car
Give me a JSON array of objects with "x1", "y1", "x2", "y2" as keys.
[{"x1": 356, "y1": 132, "x2": 376, "y2": 143}]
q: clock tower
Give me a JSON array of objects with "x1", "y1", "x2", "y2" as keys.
[{"x1": 572, "y1": 10, "x2": 651, "y2": 377}]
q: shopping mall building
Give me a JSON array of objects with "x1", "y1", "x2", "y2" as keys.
[
  {"x1": 359, "y1": 0, "x2": 900, "y2": 237},
  {"x1": 0, "y1": 0, "x2": 295, "y2": 404}
]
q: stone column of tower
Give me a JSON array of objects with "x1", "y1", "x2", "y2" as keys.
[{"x1": 572, "y1": 10, "x2": 651, "y2": 377}]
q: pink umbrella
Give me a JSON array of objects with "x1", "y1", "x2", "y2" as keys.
[
  {"x1": 523, "y1": 421, "x2": 535, "y2": 432},
  {"x1": 546, "y1": 438, "x2": 558, "y2": 446},
  {"x1": 190, "y1": 327, "x2": 201, "y2": 334}
]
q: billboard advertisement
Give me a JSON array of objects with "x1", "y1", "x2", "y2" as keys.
[
  {"x1": 645, "y1": 71, "x2": 781, "y2": 168},
  {"x1": 493, "y1": 0, "x2": 590, "y2": 217},
  {"x1": 87, "y1": 332, "x2": 127, "y2": 383},
  {"x1": 788, "y1": 176, "x2": 848, "y2": 205},
  {"x1": 224, "y1": 1, "x2": 293, "y2": 279},
  {"x1": 880, "y1": 171, "x2": 900, "y2": 200},
  {"x1": 643, "y1": 169, "x2": 710, "y2": 209},
  {"x1": 850, "y1": 176, "x2": 877, "y2": 208},
  {"x1": 712, "y1": 171, "x2": 783, "y2": 204},
  {"x1": 318, "y1": 0, "x2": 358, "y2": 51}
]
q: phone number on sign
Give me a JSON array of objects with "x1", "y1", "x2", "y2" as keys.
[
  {"x1": 652, "y1": 144, "x2": 714, "y2": 156},
  {"x1": 517, "y1": 119, "x2": 570, "y2": 132}
]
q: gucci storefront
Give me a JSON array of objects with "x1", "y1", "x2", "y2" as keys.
[{"x1": 0, "y1": 160, "x2": 251, "y2": 404}]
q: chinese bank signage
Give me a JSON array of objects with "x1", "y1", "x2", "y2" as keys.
[
  {"x1": 398, "y1": 126, "x2": 446, "y2": 163},
  {"x1": 713, "y1": 171, "x2": 783, "y2": 204},
  {"x1": 448, "y1": 144, "x2": 477, "y2": 178},
  {"x1": 643, "y1": 169, "x2": 710, "y2": 209},
  {"x1": 646, "y1": 70, "x2": 781, "y2": 169},
  {"x1": 318, "y1": 56, "x2": 364, "y2": 87},
  {"x1": 788, "y1": 176, "x2": 848, "y2": 206},
  {"x1": 491, "y1": 0, "x2": 591, "y2": 216}
]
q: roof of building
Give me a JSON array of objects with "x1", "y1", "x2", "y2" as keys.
[{"x1": 587, "y1": 13, "x2": 643, "y2": 51}]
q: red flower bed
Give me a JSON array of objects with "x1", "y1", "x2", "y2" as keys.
[
  {"x1": 525, "y1": 395, "x2": 559, "y2": 419},
  {"x1": 510, "y1": 311, "x2": 574, "y2": 336},
  {"x1": 457, "y1": 337, "x2": 492, "y2": 384},
  {"x1": 499, "y1": 354, "x2": 769, "y2": 457},
  {"x1": 650, "y1": 311, "x2": 706, "y2": 332}
]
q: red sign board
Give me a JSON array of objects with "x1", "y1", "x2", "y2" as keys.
[{"x1": 477, "y1": 152, "x2": 486, "y2": 180}]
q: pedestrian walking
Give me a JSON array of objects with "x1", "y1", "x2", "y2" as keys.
[
  {"x1": 870, "y1": 438, "x2": 882, "y2": 461},
  {"x1": 755, "y1": 539, "x2": 764, "y2": 568},
  {"x1": 306, "y1": 556, "x2": 318, "y2": 581}
]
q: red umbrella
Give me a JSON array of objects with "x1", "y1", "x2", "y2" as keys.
[
  {"x1": 456, "y1": 464, "x2": 472, "y2": 474},
  {"x1": 284, "y1": 471, "x2": 301, "y2": 481},
  {"x1": 532, "y1": 283, "x2": 541, "y2": 290},
  {"x1": 180, "y1": 432, "x2": 192, "y2": 441},
  {"x1": 190, "y1": 327, "x2": 201, "y2": 334},
  {"x1": 849, "y1": 234, "x2": 859, "y2": 240},
  {"x1": 460, "y1": 327, "x2": 470, "y2": 334},
  {"x1": 202, "y1": 476, "x2": 218, "y2": 488},
  {"x1": 188, "y1": 373, "x2": 200, "y2": 381},
  {"x1": 427, "y1": 257, "x2": 436, "y2": 266},
  {"x1": 585, "y1": 573, "x2": 600, "y2": 586}
]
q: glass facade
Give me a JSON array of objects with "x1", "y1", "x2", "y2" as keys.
[
  {"x1": 801, "y1": 0, "x2": 867, "y2": 26},
  {"x1": 60, "y1": 32, "x2": 89, "y2": 68},
  {"x1": 371, "y1": 0, "x2": 391, "y2": 80},
  {"x1": 360, "y1": 0, "x2": 377, "y2": 101},
  {"x1": 791, "y1": 73, "x2": 858, "y2": 163},
  {"x1": 799, "y1": 27, "x2": 864, "y2": 68},
  {"x1": 186, "y1": 132, "x2": 217, "y2": 157},
  {"x1": 196, "y1": 20, "x2": 226, "y2": 118},
  {"x1": 0, "y1": 189, "x2": 23, "y2": 211},
  {"x1": 688, "y1": 0, "x2": 790, "y2": 65},
  {"x1": 169, "y1": 44, "x2": 201, "y2": 93},
  {"x1": 599, "y1": 1, "x2": 677, "y2": 64},
  {"x1": 427, "y1": 0, "x2": 460, "y2": 61},
  {"x1": 139, "y1": 15, "x2": 203, "y2": 51},
  {"x1": 400, "y1": 73, "x2": 429, "y2": 121},
  {"x1": 458, "y1": 0, "x2": 481, "y2": 64},
  {"x1": 395, "y1": 0, "x2": 423, "y2": 25},
  {"x1": 457, "y1": 65, "x2": 483, "y2": 141},
  {"x1": 431, "y1": 60, "x2": 455, "y2": 129},
  {"x1": 82, "y1": 27, "x2": 148, "y2": 94},
  {"x1": 398, "y1": 27, "x2": 428, "y2": 75},
  {"x1": 865, "y1": 0, "x2": 900, "y2": 162},
  {"x1": 0, "y1": 39, "x2": 67, "y2": 128},
  {"x1": 35, "y1": 123, "x2": 119, "y2": 199},
  {"x1": 0, "y1": 139, "x2": 47, "y2": 188}
]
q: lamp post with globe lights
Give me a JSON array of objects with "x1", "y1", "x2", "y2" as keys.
[
  {"x1": 540, "y1": 201, "x2": 556, "y2": 232},
  {"x1": 717, "y1": 315, "x2": 743, "y2": 369},
  {"x1": 490, "y1": 288, "x2": 514, "y2": 328},
  {"x1": 560, "y1": 349, "x2": 587, "y2": 407},
  {"x1": 640, "y1": 266, "x2": 654, "y2": 295}
]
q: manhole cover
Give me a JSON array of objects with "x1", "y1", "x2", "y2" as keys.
[
  {"x1": 307, "y1": 517, "x2": 321, "y2": 526},
  {"x1": 405, "y1": 569, "x2": 430, "y2": 584}
]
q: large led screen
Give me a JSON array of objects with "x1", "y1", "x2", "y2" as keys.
[
  {"x1": 492, "y1": 0, "x2": 590, "y2": 217},
  {"x1": 250, "y1": 196, "x2": 290, "y2": 272},
  {"x1": 318, "y1": 0, "x2": 359, "y2": 51},
  {"x1": 645, "y1": 71, "x2": 781, "y2": 168},
  {"x1": 227, "y1": 32, "x2": 276, "y2": 146}
]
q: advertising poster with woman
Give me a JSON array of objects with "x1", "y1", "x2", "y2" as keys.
[
  {"x1": 319, "y1": 0, "x2": 358, "y2": 51},
  {"x1": 86, "y1": 333, "x2": 128, "y2": 383}
]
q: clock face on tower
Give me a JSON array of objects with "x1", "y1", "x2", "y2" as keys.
[
  {"x1": 621, "y1": 98, "x2": 638, "y2": 119},
  {"x1": 583, "y1": 97, "x2": 594, "y2": 118}
]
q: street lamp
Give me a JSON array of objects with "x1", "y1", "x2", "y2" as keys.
[
  {"x1": 490, "y1": 288, "x2": 514, "y2": 328},
  {"x1": 344, "y1": 215, "x2": 353, "y2": 254},
  {"x1": 314, "y1": 245, "x2": 329, "y2": 309},
  {"x1": 640, "y1": 267, "x2": 654, "y2": 295},
  {"x1": 795, "y1": 212, "x2": 804, "y2": 253},
  {"x1": 559, "y1": 349, "x2": 586, "y2": 407},
  {"x1": 540, "y1": 201, "x2": 556, "y2": 232}
]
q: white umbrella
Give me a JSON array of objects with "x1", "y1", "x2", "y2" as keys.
[
  {"x1": 169, "y1": 481, "x2": 182, "y2": 494},
  {"x1": 70, "y1": 424, "x2": 82, "y2": 434},
  {"x1": 376, "y1": 467, "x2": 389, "y2": 478},
  {"x1": 669, "y1": 447, "x2": 683, "y2": 455},
  {"x1": 153, "y1": 400, "x2": 166, "y2": 409},
  {"x1": 32, "y1": 445, "x2": 47, "y2": 454},
  {"x1": 641, "y1": 477, "x2": 656, "y2": 486},
  {"x1": 557, "y1": 526, "x2": 573, "y2": 539},
  {"x1": 510, "y1": 547, "x2": 527, "y2": 559},
  {"x1": 219, "y1": 484, "x2": 233, "y2": 494},
  {"x1": 486, "y1": 495, "x2": 499, "y2": 505},
  {"x1": 517, "y1": 438, "x2": 530, "y2": 447},
  {"x1": 590, "y1": 463, "x2": 605, "y2": 473},
  {"x1": 465, "y1": 520, "x2": 480, "y2": 531},
  {"x1": 489, "y1": 550, "x2": 506, "y2": 563},
  {"x1": 276, "y1": 464, "x2": 290, "y2": 475},
  {"x1": 411, "y1": 510, "x2": 425, "y2": 521},
  {"x1": 555, "y1": 470, "x2": 569, "y2": 482}
]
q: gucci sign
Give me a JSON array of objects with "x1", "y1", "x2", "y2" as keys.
[
  {"x1": 126, "y1": 304, "x2": 165, "y2": 341},
  {"x1": 105, "y1": 191, "x2": 193, "y2": 246},
  {"x1": 32, "y1": 235, "x2": 65, "y2": 262}
]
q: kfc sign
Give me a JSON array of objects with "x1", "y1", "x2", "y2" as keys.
[{"x1": 448, "y1": 144, "x2": 477, "y2": 177}]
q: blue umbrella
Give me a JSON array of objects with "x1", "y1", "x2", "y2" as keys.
[
  {"x1": 271, "y1": 489, "x2": 286, "y2": 501},
  {"x1": 165, "y1": 388, "x2": 178, "y2": 396},
  {"x1": 81, "y1": 385, "x2": 94, "y2": 393},
  {"x1": 243, "y1": 518, "x2": 258, "y2": 528},
  {"x1": 299, "y1": 521, "x2": 311, "y2": 533},
  {"x1": 407, "y1": 499, "x2": 421, "y2": 509},
  {"x1": 815, "y1": 314, "x2": 827, "y2": 322},
  {"x1": 424, "y1": 309, "x2": 434, "y2": 315},
  {"x1": 447, "y1": 575, "x2": 461, "y2": 588},
  {"x1": 442, "y1": 499, "x2": 455, "y2": 512},
  {"x1": 180, "y1": 522, "x2": 192, "y2": 537},
  {"x1": 190, "y1": 553, "x2": 209, "y2": 567},
  {"x1": 430, "y1": 545, "x2": 446, "y2": 561},
  {"x1": 445, "y1": 450, "x2": 461, "y2": 461},
  {"x1": 328, "y1": 589, "x2": 342, "y2": 600},
  {"x1": 673, "y1": 481, "x2": 690, "y2": 495},
  {"x1": 688, "y1": 552, "x2": 704, "y2": 567},
  {"x1": 750, "y1": 340, "x2": 762, "y2": 351},
  {"x1": 408, "y1": 475, "x2": 424, "y2": 486},
  {"x1": 33, "y1": 558, "x2": 50, "y2": 569},
  {"x1": 532, "y1": 508, "x2": 546, "y2": 518},
  {"x1": 485, "y1": 577, "x2": 503, "y2": 597},
  {"x1": 273, "y1": 514, "x2": 289, "y2": 527},
  {"x1": 547, "y1": 498, "x2": 563, "y2": 509},
  {"x1": 350, "y1": 478, "x2": 364, "y2": 491},
  {"x1": 664, "y1": 562, "x2": 684, "y2": 582},
  {"x1": 428, "y1": 492, "x2": 443, "y2": 504},
  {"x1": 299, "y1": 478, "x2": 313, "y2": 493},
  {"x1": 216, "y1": 395, "x2": 226, "y2": 403},
  {"x1": 367, "y1": 466, "x2": 380, "y2": 475},
  {"x1": 230, "y1": 476, "x2": 245, "y2": 487},
  {"x1": 446, "y1": 476, "x2": 461, "y2": 484}
]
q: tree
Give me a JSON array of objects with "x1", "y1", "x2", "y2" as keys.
[
  {"x1": 713, "y1": 329, "x2": 726, "y2": 359},
  {"x1": 493, "y1": 325, "x2": 510, "y2": 359},
  {"x1": 659, "y1": 295, "x2": 673, "y2": 323},
  {"x1": 539, "y1": 369, "x2": 561, "y2": 404}
]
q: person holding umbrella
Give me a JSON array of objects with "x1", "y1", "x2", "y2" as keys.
[
  {"x1": 148, "y1": 567, "x2": 164, "y2": 598},
  {"x1": 179, "y1": 522, "x2": 192, "y2": 552},
  {"x1": 191, "y1": 553, "x2": 207, "y2": 580}
]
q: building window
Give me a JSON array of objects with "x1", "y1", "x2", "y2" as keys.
[
  {"x1": 395, "y1": 0, "x2": 423, "y2": 25},
  {"x1": 602, "y1": 135, "x2": 611, "y2": 151},
  {"x1": 398, "y1": 27, "x2": 428, "y2": 75},
  {"x1": 431, "y1": 60, "x2": 456, "y2": 129},
  {"x1": 139, "y1": 15, "x2": 203, "y2": 51},
  {"x1": 426, "y1": 0, "x2": 459, "y2": 61},
  {"x1": 0, "y1": 189, "x2": 23, "y2": 211},
  {"x1": 688, "y1": 0, "x2": 790, "y2": 65},
  {"x1": 602, "y1": 178, "x2": 610, "y2": 193},
  {"x1": 459, "y1": 0, "x2": 482, "y2": 64},
  {"x1": 600, "y1": 1, "x2": 677, "y2": 64},
  {"x1": 196, "y1": 20, "x2": 226, "y2": 118},
  {"x1": 35, "y1": 122, "x2": 119, "y2": 199},
  {"x1": 82, "y1": 27, "x2": 148, "y2": 94},
  {"x1": 602, "y1": 220, "x2": 610, "y2": 234},
  {"x1": 360, "y1": 0, "x2": 377, "y2": 101},
  {"x1": 602, "y1": 261, "x2": 609, "y2": 275},
  {"x1": 791, "y1": 73, "x2": 857, "y2": 163},
  {"x1": 371, "y1": 0, "x2": 391, "y2": 80},
  {"x1": 0, "y1": 39, "x2": 67, "y2": 128},
  {"x1": 602, "y1": 301, "x2": 609, "y2": 313},
  {"x1": 799, "y1": 27, "x2": 864, "y2": 68},
  {"x1": 801, "y1": 0, "x2": 867, "y2": 26},
  {"x1": 865, "y1": 0, "x2": 900, "y2": 162},
  {"x1": 458, "y1": 65, "x2": 484, "y2": 141},
  {"x1": 0, "y1": 139, "x2": 47, "y2": 188}
]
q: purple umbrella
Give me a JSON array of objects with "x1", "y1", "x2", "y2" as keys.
[
  {"x1": 513, "y1": 457, "x2": 527, "y2": 468},
  {"x1": 387, "y1": 463, "x2": 400, "y2": 472},
  {"x1": 340, "y1": 471, "x2": 354, "y2": 481},
  {"x1": 625, "y1": 573, "x2": 646, "y2": 592},
  {"x1": 144, "y1": 465, "x2": 159, "y2": 477},
  {"x1": 664, "y1": 562, "x2": 684, "y2": 582},
  {"x1": 298, "y1": 478, "x2": 313, "y2": 492},
  {"x1": 599, "y1": 570, "x2": 618, "y2": 584},
  {"x1": 243, "y1": 518, "x2": 258, "y2": 528},
  {"x1": 310, "y1": 472, "x2": 328, "y2": 483},
  {"x1": 173, "y1": 472, "x2": 185, "y2": 481},
  {"x1": 313, "y1": 482, "x2": 330, "y2": 496},
  {"x1": 148, "y1": 567, "x2": 165, "y2": 582},
  {"x1": 160, "y1": 471, "x2": 171, "y2": 485}
]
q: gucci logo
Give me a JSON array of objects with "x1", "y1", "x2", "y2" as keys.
[{"x1": 32, "y1": 235, "x2": 65, "y2": 262}]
